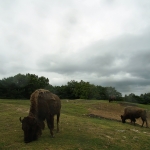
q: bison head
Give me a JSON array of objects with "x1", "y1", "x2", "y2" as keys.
[
  {"x1": 120, "y1": 115, "x2": 126, "y2": 123},
  {"x1": 19, "y1": 116, "x2": 41, "y2": 143}
]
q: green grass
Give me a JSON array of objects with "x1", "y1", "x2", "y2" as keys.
[{"x1": 0, "y1": 99, "x2": 150, "y2": 150}]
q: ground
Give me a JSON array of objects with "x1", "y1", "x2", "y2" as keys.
[{"x1": 88, "y1": 101, "x2": 150, "y2": 127}]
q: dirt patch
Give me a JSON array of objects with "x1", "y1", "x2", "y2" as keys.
[
  {"x1": 88, "y1": 102, "x2": 123, "y2": 121},
  {"x1": 119, "y1": 102, "x2": 137, "y2": 107},
  {"x1": 87, "y1": 113, "x2": 121, "y2": 122},
  {"x1": 88, "y1": 102, "x2": 150, "y2": 127}
]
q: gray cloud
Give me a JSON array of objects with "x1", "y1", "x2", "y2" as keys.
[
  {"x1": 0, "y1": 0, "x2": 150, "y2": 96},
  {"x1": 37, "y1": 31, "x2": 150, "y2": 96}
]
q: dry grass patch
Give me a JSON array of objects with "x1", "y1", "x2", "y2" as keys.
[{"x1": 88, "y1": 101, "x2": 150, "y2": 126}]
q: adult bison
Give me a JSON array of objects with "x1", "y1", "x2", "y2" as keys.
[
  {"x1": 120, "y1": 106, "x2": 148, "y2": 127},
  {"x1": 109, "y1": 95, "x2": 116, "y2": 103},
  {"x1": 20, "y1": 89, "x2": 61, "y2": 143}
]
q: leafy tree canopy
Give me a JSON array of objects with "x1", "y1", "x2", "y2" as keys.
[{"x1": 0, "y1": 73, "x2": 149, "y2": 104}]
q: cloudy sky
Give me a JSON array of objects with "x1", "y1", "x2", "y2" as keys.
[{"x1": 0, "y1": 0, "x2": 150, "y2": 96}]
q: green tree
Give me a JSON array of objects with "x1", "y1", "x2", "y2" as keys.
[
  {"x1": 105, "y1": 87, "x2": 122, "y2": 100},
  {"x1": 0, "y1": 73, "x2": 51, "y2": 99}
]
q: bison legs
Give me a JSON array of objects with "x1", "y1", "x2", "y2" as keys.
[
  {"x1": 130, "y1": 117, "x2": 136, "y2": 125},
  {"x1": 46, "y1": 115, "x2": 54, "y2": 137},
  {"x1": 141, "y1": 118, "x2": 148, "y2": 127},
  {"x1": 56, "y1": 113, "x2": 60, "y2": 133},
  {"x1": 46, "y1": 113, "x2": 60, "y2": 137},
  {"x1": 146, "y1": 120, "x2": 148, "y2": 128}
]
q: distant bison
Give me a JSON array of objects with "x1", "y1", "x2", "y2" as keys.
[
  {"x1": 20, "y1": 89, "x2": 61, "y2": 143},
  {"x1": 121, "y1": 106, "x2": 148, "y2": 127},
  {"x1": 109, "y1": 95, "x2": 116, "y2": 103}
]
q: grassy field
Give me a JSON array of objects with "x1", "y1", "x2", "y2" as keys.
[{"x1": 0, "y1": 99, "x2": 150, "y2": 150}]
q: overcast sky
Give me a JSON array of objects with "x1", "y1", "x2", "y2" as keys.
[{"x1": 0, "y1": 0, "x2": 150, "y2": 96}]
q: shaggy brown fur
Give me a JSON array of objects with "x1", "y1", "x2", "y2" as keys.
[
  {"x1": 121, "y1": 106, "x2": 148, "y2": 127},
  {"x1": 20, "y1": 89, "x2": 61, "y2": 143}
]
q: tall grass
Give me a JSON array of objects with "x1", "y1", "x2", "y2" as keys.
[{"x1": 0, "y1": 99, "x2": 150, "y2": 150}]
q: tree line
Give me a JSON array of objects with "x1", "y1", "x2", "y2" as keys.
[
  {"x1": 124, "y1": 93, "x2": 150, "y2": 104},
  {"x1": 0, "y1": 73, "x2": 149, "y2": 104}
]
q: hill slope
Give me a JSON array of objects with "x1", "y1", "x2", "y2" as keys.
[{"x1": 0, "y1": 99, "x2": 150, "y2": 150}]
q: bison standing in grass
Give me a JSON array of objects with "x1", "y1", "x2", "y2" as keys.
[
  {"x1": 121, "y1": 106, "x2": 148, "y2": 127},
  {"x1": 20, "y1": 89, "x2": 61, "y2": 143},
  {"x1": 109, "y1": 95, "x2": 116, "y2": 103}
]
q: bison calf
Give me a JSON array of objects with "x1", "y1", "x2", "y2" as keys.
[
  {"x1": 20, "y1": 89, "x2": 61, "y2": 143},
  {"x1": 121, "y1": 106, "x2": 148, "y2": 127}
]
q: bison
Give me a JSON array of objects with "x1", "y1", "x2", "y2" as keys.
[
  {"x1": 109, "y1": 95, "x2": 116, "y2": 103},
  {"x1": 20, "y1": 89, "x2": 61, "y2": 143},
  {"x1": 120, "y1": 106, "x2": 148, "y2": 127}
]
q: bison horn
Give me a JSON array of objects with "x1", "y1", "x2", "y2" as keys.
[{"x1": 19, "y1": 117, "x2": 22, "y2": 123}]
